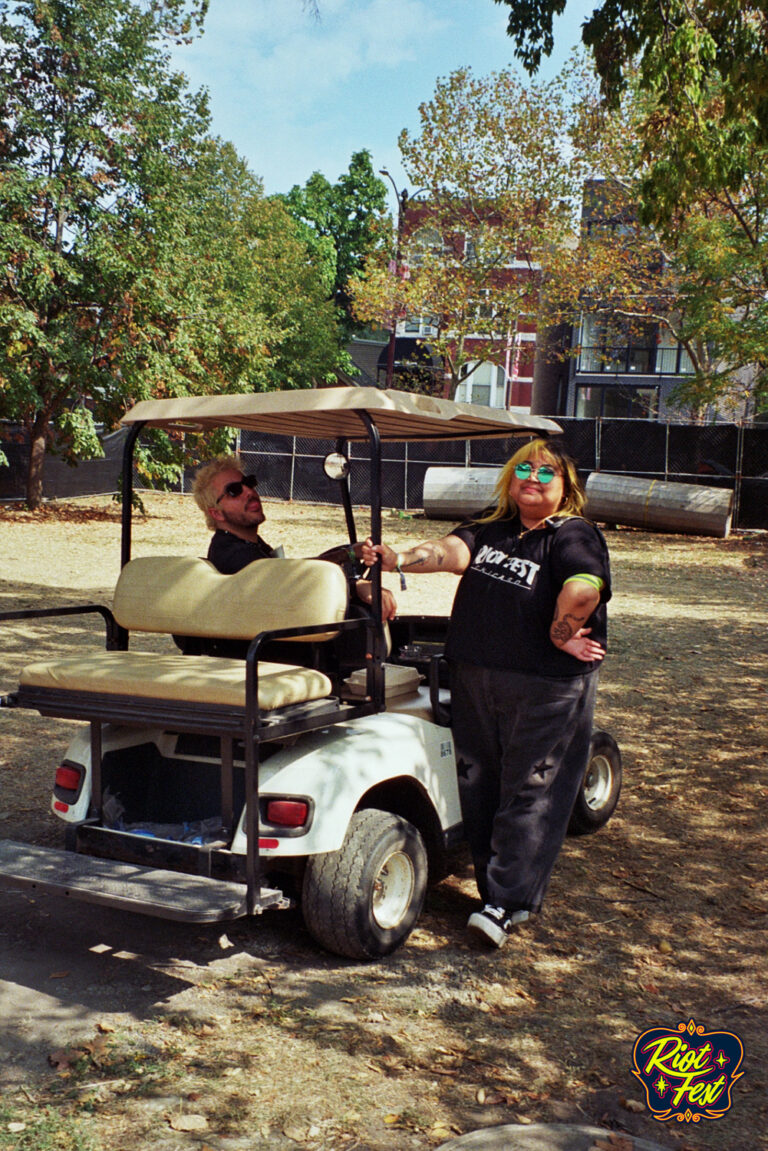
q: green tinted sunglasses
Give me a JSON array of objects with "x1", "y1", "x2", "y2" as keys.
[{"x1": 513, "y1": 463, "x2": 559, "y2": 484}]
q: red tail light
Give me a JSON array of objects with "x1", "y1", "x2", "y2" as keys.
[
  {"x1": 54, "y1": 762, "x2": 84, "y2": 811},
  {"x1": 55, "y1": 765, "x2": 82, "y2": 791},
  {"x1": 265, "y1": 799, "x2": 309, "y2": 828}
]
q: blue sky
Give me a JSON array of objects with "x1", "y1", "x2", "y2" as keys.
[{"x1": 171, "y1": 0, "x2": 591, "y2": 198}]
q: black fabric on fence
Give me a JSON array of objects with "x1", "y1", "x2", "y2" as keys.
[{"x1": 3, "y1": 418, "x2": 768, "y2": 530}]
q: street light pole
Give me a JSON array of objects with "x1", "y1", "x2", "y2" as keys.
[{"x1": 379, "y1": 169, "x2": 409, "y2": 390}]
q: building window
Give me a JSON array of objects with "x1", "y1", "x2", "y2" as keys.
[
  {"x1": 578, "y1": 315, "x2": 693, "y2": 376},
  {"x1": 409, "y1": 226, "x2": 444, "y2": 268},
  {"x1": 402, "y1": 314, "x2": 439, "y2": 337},
  {"x1": 575, "y1": 384, "x2": 659, "y2": 419},
  {"x1": 655, "y1": 329, "x2": 695, "y2": 375},
  {"x1": 457, "y1": 361, "x2": 506, "y2": 408}
]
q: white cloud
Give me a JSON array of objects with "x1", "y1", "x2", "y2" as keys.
[
  {"x1": 188, "y1": 0, "x2": 442, "y2": 121},
  {"x1": 171, "y1": 0, "x2": 590, "y2": 192}
]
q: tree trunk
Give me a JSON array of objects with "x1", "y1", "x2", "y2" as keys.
[{"x1": 26, "y1": 413, "x2": 49, "y2": 509}]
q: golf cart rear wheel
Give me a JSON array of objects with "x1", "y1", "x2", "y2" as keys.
[
  {"x1": 568, "y1": 730, "x2": 622, "y2": 835},
  {"x1": 301, "y1": 809, "x2": 428, "y2": 960}
]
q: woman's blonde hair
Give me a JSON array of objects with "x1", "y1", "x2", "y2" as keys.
[
  {"x1": 478, "y1": 438, "x2": 586, "y2": 524},
  {"x1": 192, "y1": 454, "x2": 244, "y2": 531}
]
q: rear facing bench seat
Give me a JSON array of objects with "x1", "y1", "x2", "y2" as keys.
[{"x1": 16, "y1": 555, "x2": 351, "y2": 730}]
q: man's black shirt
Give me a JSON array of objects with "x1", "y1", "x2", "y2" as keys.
[{"x1": 206, "y1": 529, "x2": 275, "y2": 574}]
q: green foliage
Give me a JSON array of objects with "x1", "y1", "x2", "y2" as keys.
[
  {"x1": 495, "y1": 0, "x2": 768, "y2": 137},
  {"x1": 0, "y1": 0, "x2": 342, "y2": 505},
  {"x1": 54, "y1": 406, "x2": 104, "y2": 464},
  {"x1": 279, "y1": 150, "x2": 389, "y2": 339},
  {"x1": 0, "y1": 1100, "x2": 97, "y2": 1151}
]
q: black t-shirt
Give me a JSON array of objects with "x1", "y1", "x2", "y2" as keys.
[
  {"x1": 207, "y1": 530, "x2": 275, "y2": 574},
  {"x1": 445, "y1": 515, "x2": 611, "y2": 677}
]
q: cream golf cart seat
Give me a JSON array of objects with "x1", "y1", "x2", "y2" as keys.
[{"x1": 17, "y1": 556, "x2": 351, "y2": 721}]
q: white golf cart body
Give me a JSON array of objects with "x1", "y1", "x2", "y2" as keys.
[{"x1": 0, "y1": 388, "x2": 619, "y2": 959}]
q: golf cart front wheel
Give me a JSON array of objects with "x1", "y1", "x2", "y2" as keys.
[
  {"x1": 301, "y1": 809, "x2": 428, "y2": 960},
  {"x1": 568, "y1": 730, "x2": 622, "y2": 835}
]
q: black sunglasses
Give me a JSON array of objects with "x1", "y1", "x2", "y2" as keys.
[{"x1": 215, "y1": 474, "x2": 258, "y2": 504}]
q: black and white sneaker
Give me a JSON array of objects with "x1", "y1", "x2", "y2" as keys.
[{"x1": 467, "y1": 904, "x2": 530, "y2": 948}]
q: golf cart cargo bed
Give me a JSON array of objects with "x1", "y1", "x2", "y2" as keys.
[{"x1": 0, "y1": 839, "x2": 283, "y2": 922}]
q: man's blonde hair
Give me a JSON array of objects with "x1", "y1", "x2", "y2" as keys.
[{"x1": 193, "y1": 454, "x2": 244, "y2": 531}]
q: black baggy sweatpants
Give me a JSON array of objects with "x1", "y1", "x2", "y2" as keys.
[{"x1": 450, "y1": 661, "x2": 599, "y2": 914}]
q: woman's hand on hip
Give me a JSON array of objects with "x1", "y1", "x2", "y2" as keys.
[{"x1": 558, "y1": 627, "x2": 605, "y2": 663}]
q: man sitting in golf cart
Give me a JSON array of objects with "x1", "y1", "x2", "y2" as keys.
[{"x1": 192, "y1": 454, "x2": 398, "y2": 615}]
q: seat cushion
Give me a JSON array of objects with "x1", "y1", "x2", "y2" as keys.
[
  {"x1": 113, "y1": 555, "x2": 349, "y2": 642},
  {"x1": 20, "y1": 652, "x2": 332, "y2": 711}
]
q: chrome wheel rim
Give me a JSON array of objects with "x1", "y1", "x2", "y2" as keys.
[
  {"x1": 583, "y1": 753, "x2": 613, "y2": 810},
  {"x1": 372, "y1": 850, "x2": 415, "y2": 929}
]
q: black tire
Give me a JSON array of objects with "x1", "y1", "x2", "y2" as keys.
[
  {"x1": 568, "y1": 730, "x2": 622, "y2": 835},
  {"x1": 301, "y1": 809, "x2": 428, "y2": 960}
]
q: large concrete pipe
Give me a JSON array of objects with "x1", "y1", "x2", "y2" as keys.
[
  {"x1": 422, "y1": 466, "x2": 733, "y2": 537},
  {"x1": 585, "y1": 472, "x2": 733, "y2": 537},
  {"x1": 423, "y1": 467, "x2": 500, "y2": 519}
]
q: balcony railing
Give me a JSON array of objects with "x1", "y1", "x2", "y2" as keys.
[{"x1": 578, "y1": 345, "x2": 694, "y2": 376}]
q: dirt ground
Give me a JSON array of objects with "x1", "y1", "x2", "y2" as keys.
[{"x1": 0, "y1": 493, "x2": 766, "y2": 1151}]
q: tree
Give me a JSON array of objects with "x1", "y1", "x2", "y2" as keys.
[
  {"x1": 0, "y1": 0, "x2": 341, "y2": 506},
  {"x1": 279, "y1": 150, "x2": 389, "y2": 340},
  {"x1": 494, "y1": 0, "x2": 768, "y2": 135},
  {"x1": 350, "y1": 65, "x2": 589, "y2": 399},
  {"x1": 538, "y1": 73, "x2": 768, "y2": 418},
  {"x1": 132, "y1": 138, "x2": 342, "y2": 399},
  {"x1": 495, "y1": 1, "x2": 768, "y2": 235},
  {"x1": 0, "y1": 0, "x2": 206, "y2": 504}
]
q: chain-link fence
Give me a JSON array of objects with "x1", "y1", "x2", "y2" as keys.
[
  {"x1": 3, "y1": 417, "x2": 767, "y2": 529},
  {"x1": 233, "y1": 421, "x2": 768, "y2": 530}
]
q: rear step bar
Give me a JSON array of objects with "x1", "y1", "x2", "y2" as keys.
[{"x1": 0, "y1": 840, "x2": 286, "y2": 923}]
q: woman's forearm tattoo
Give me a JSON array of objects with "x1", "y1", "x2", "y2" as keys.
[
  {"x1": 551, "y1": 610, "x2": 587, "y2": 644},
  {"x1": 402, "y1": 548, "x2": 445, "y2": 570}
]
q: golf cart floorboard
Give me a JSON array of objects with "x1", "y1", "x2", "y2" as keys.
[{"x1": 0, "y1": 839, "x2": 281, "y2": 922}]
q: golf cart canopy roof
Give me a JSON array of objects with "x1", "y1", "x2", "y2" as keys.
[{"x1": 121, "y1": 387, "x2": 561, "y2": 442}]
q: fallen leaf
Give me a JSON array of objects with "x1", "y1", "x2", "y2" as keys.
[
  {"x1": 82, "y1": 1035, "x2": 109, "y2": 1061},
  {"x1": 589, "y1": 1136, "x2": 636, "y2": 1151},
  {"x1": 217, "y1": 933, "x2": 234, "y2": 950},
  {"x1": 7, "y1": 1122, "x2": 26, "y2": 1133},
  {"x1": 168, "y1": 1114, "x2": 208, "y2": 1132},
  {"x1": 620, "y1": 1096, "x2": 645, "y2": 1113},
  {"x1": 48, "y1": 971, "x2": 70, "y2": 980},
  {"x1": 283, "y1": 1123, "x2": 308, "y2": 1142},
  {"x1": 48, "y1": 1048, "x2": 78, "y2": 1071}
]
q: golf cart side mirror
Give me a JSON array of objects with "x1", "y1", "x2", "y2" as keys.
[{"x1": 323, "y1": 452, "x2": 350, "y2": 481}]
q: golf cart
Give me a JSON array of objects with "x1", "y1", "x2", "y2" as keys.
[{"x1": 0, "y1": 388, "x2": 621, "y2": 959}]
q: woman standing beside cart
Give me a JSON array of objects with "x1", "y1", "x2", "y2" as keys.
[{"x1": 362, "y1": 439, "x2": 611, "y2": 948}]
